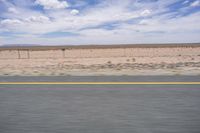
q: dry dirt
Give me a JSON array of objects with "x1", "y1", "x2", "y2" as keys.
[{"x1": 0, "y1": 45, "x2": 200, "y2": 76}]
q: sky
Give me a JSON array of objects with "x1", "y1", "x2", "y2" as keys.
[{"x1": 0, "y1": 0, "x2": 200, "y2": 45}]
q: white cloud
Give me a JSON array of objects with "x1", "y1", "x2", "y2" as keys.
[
  {"x1": 70, "y1": 9, "x2": 79, "y2": 15},
  {"x1": 0, "y1": 0, "x2": 200, "y2": 45},
  {"x1": 183, "y1": 0, "x2": 189, "y2": 5},
  {"x1": 190, "y1": 0, "x2": 200, "y2": 7},
  {"x1": 35, "y1": 0, "x2": 69, "y2": 9},
  {"x1": 139, "y1": 20, "x2": 150, "y2": 25},
  {"x1": 121, "y1": 12, "x2": 200, "y2": 35},
  {"x1": 140, "y1": 9, "x2": 151, "y2": 17},
  {"x1": 0, "y1": 1, "x2": 151, "y2": 34},
  {"x1": 0, "y1": 37, "x2": 4, "y2": 45},
  {"x1": 8, "y1": 7, "x2": 19, "y2": 14},
  {"x1": 25, "y1": 15, "x2": 50, "y2": 23},
  {"x1": 1, "y1": 19, "x2": 23, "y2": 25}
]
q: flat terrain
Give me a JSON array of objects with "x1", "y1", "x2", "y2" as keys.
[
  {"x1": 0, "y1": 85, "x2": 200, "y2": 133},
  {"x1": 0, "y1": 44, "x2": 200, "y2": 76}
]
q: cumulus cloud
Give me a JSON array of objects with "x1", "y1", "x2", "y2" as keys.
[
  {"x1": 1, "y1": 19, "x2": 23, "y2": 25},
  {"x1": 139, "y1": 20, "x2": 150, "y2": 25},
  {"x1": 140, "y1": 9, "x2": 151, "y2": 17},
  {"x1": 0, "y1": 1, "x2": 152, "y2": 34},
  {"x1": 35, "y1": 0, "x2": 69, "y2": 9},
  {"x1": 70, "y1": 9, "x2": 79, "y2": 15},
  {"x1": 190, "y1": 0, "x2": 200, "y2": 7},
  {"x1": 0, "y1": 0, "x2": 200, "y2": 45},
  {"x1": 25, "y1": 15, "x2": 50, "y2": 23},
  {"x1": 8, "y1": 7, "x2": 19, "y2": 14},
  {"x1": 182, "y1": 0, "x2": 189, "y2": 5}
]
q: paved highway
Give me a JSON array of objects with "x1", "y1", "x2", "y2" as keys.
[
  {"x1": 0, "y1": 76, "x2": 200, "y2": 133},
  {"x1": 0, "y1": 75, "x2": 200, "y2": 82}
]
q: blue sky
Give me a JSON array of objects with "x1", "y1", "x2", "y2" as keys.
[{"x1": 0, "y1": 0, "x2": 200, "y2": 45}]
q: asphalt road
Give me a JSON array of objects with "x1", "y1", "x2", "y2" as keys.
[
  {"x1": 0, "y1": 75, "x2": 200, "y2": 82},
  {"x1": 0, "y1": 84, "x2": 200, "y2": 133},
  {"x1": 0, "y1": 75, "x2": 200, "y2": 133}
]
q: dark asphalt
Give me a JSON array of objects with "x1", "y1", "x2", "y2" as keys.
[
  {"x1": 0, "y1": 75, "x2": 200, "y2": 82},
  {"x1": 0, "y1": 76, "x2": 200, "y2": 133},
  {"x1": 0, "y1": 86, "x2": 200, "y2": 133}
]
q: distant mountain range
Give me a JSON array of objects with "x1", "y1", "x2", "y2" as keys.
[
  {"x1": 0, "y1": 44, "x2": 42, "y2": 47},
  {"x1": 0, "y1": 43, "x2": 200, "y2": 50}
]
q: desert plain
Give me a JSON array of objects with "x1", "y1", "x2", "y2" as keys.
[{"x1": 0, "y1": 44, "x2": 200, "y2": 76}]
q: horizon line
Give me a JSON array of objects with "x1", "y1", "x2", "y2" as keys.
[{"x1": 0, "y1": 43, "x2": 200, "y2": 50}]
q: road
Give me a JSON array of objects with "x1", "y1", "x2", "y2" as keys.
[
  {"x1": 0, "y1": 83, "x2": 200, "y2": 133},
  {"x1": 0, "y1": 75, "x2": 200, "y2": 82}
]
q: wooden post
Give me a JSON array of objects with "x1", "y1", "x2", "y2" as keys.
[
  {"x1": 17, "y1": 50, "x2": 20, "y2": 59},
  {"x1": 124, "y1": 48, "x2": 126, "y2": 57},
  {"x1": 62, "y1": 49, "x2": 65, "y2": 58},
  {"x1": 79, "y1": 49, "x2": 81, "y2": 58},
  {"x1": 27, "y1": 49, "x2": 30, "y2": 59}
]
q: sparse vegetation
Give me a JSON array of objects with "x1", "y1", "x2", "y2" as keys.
[
  {"x1": 59, "y1": 73, "x2": 65, "y2": 76},
  {"x1": 132, "y1": 58, "x2": 136, "y2": 62},
  {"x1": 0, "y1": 45, "x2": 199, "y2": 76},
  {"x1": 107, "y1": 61, "x2": 112, "y2": 64}
]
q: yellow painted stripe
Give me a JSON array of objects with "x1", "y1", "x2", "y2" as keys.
[{"x1": 0, "y1": 82, "x2": 200, "y2": 85}]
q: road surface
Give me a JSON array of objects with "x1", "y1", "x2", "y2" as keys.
[{"x1": 0, "y1": 83, "x2": 200, "y2": 133}]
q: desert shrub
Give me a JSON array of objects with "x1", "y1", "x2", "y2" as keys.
[
  {"x1": 132, "y1": 58, "x2": 136, "y2": 62},
  {"x1": 107, "y1": 61, "x2": 112, "y2": 64}
]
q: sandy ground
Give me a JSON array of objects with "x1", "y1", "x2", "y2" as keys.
[
  {"x1": 0, "y1": 55, "x2": 200, "y2": 76},
  {"x1": 1, "y1": 45, "x2": 200, "y2": 76}
]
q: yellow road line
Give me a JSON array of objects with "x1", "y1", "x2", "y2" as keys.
[{"x1": 0, "y1": 82, "x2": 200, "y2": 85}]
